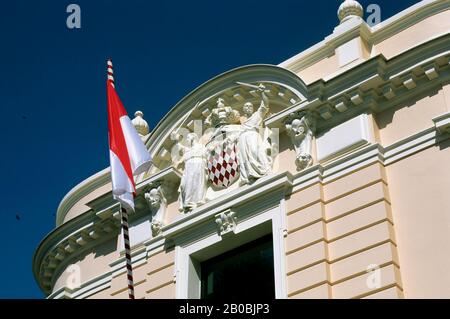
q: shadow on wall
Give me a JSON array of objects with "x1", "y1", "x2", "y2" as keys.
[
  {"x1": 94, "y1": 237, "x2": 118, "y2": 258},
  {"x1": 374, "y1": 85, "x2": 442, "y2": 129},
  {"x1": 438, "y1": 136, "x2": 450, "y2": 151}
]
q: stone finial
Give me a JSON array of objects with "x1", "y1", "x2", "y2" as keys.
[
  {"x1": 131, "y1": 110, "x2": 149, "y2": 136},
  {"x1": 338, "y1": 0, "x2": 363, "y2": 23}
]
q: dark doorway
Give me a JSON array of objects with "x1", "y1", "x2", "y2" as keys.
[{"x1": 200, "y1": 234, "x2": 275, "y2": 300}]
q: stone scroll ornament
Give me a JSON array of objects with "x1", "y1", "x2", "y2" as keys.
[
  {"x1": 285, "y1": 112, "x2": 316, "y2": 171},
  {"x1": 144, "y1": 185, "x2": 167, "y2": 236}
]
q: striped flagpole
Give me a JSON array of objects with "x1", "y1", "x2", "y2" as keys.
[
  {"x1": 121, "y1": 206, "x2": 135, "y2": 299},
  {"x1": 107, "y1": 59, "x2": 136, "y2": 299}
]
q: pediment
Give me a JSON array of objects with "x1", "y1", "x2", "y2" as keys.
[{"x1": 142, "y1": 64, "x2": 309, "y2": 177}]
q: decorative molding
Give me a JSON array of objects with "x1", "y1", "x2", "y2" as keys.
[
  {"x1": 316, "y1": 113, "x2": 373, "y2": 162},
  {"x1": 433, "y1": 112, "x2": 450, "y2": 134},
  {"x1": 279, "y1": 0, "x2": 449, "y2": 73},
  {"x1": 215, "y1": 209, "x2": 237, "y2": 237},
  {"x1": 175, "y1": 204, "x2": 287, "y2": 299},
  {"x1": 48, "y1": 272, "x2": 112, "y2": 300},
  {"x1": 267, "y1": 39, "x2": 450, "y2": 133},
  {"x1": 56, "y1": 168, "x2": 110, "y2": 226}
]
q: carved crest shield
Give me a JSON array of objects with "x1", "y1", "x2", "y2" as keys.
[{"x1": 207, "y1": 133, "x2": 240, "y2": 189}]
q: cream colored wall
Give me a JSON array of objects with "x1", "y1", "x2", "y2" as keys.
[
  {"x1": 285, "y1": 163, "x2": 403, "y2": 299},
  {"x1": 375, "y1": 86, "x2": 448, "y2": 145},
  {"x1": 443, "y1": 83, "x2": 450, "y2": 112},
  {"x1": 62, "y1": 237, "x2": 174, "y2": 298},
  {"x1": 165, "y1": 200, "x2": 182, "y2": 225},
  {"x1": 385, "y1": 143, "x2": 450, "y2": 298},
  {"x1": 297, "y1": 53, "x2": 339, "y2": 85},
  {"x1": 53, "y1": 238, "x2": 118, "y2": 292},
  {"x1": 62, "y1": 182, "x2": 112, "y2": 224},
  {"x1": 284, "y1": 82, "x2": 450, "y2": 299},
  {"x1": 288, "y1": 9, "x2": 449, "y2": 86},
  {"x1": 275, "y1": 134, "x2": 301, "y2": 173},
  {"x1": 53, "y1": 240, "x2": 176, "y2": 299},
  {"x1": 374, "y1": 10, "x2": 450, "y2": 60},
  {"x1": 108, "y1": 248, "x2": 175, "y2": 299}
]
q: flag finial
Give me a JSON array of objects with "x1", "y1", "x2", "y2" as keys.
[{"x1": 107, "y1": 59, "x2": 115, "y2": 87}]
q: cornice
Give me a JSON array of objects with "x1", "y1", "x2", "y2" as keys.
[
  {"x1": 433, "y1": 112, "x2": 450, "y2": 134},
  {"x1": 370, "y1": 0, "x2": 449, "y2": 43},
  {"x1": 279, "y1": 0, "x2": 449, "y2": 73},
  {"x1": 267, "y1": 34, "x2": 450, "y2": 132},
  {"x1": 56, "y1": 168, "x2": 110, "y2": 226},
  {"x1": 34, "y1": 167, "x2": 181, "y2": 294},
  {"x1": 279, "y1": 17, "x2": 371, "y2": 73}
]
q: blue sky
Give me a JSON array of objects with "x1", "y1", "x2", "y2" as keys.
[{"x1": 0, "y1": 0, "x2": 418, "y2": 298}]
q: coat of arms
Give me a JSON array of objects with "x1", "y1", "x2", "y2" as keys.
[
  {"x1": 176, "y1": 85, "x2": 273, "y2": 212},
  {"x1": 206, "y1": 132, "x2": 240, "y2": 188}
]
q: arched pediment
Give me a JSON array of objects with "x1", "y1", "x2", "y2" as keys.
[{"x1": 143, "y1": 64, "x2": 308, "y2": 176}]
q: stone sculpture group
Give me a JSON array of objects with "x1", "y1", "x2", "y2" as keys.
[{"x1": 143, "y1": 82, "x2": 316, "y2": 234}]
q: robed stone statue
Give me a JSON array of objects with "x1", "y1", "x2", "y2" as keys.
[
  {"x1": 176, "y1": 133, "x2": 208, "y2": 212},
  {"x1": 236, "y1": 89, "x2": 272, "y2": 185}
]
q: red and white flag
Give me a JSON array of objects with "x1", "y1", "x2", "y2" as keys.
[{"x1": 106, "y1": 59, "x2": 152, "y2": 211}]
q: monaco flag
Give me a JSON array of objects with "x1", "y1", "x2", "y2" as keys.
[{"x1": 106, "y1": 59, "x2": 152, "y2": 211}]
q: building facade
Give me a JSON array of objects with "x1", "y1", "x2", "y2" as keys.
[{"x1": 33, "y1": 0, "x2": 450, "y2": 299}]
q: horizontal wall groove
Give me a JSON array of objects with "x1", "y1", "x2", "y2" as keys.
[
  {"x1": 287, "y1": 218, "x2": 325, "y2": 234},
  {"x1": 331, "y1": 261, "x2": 399, "y2": 286},
  {"x1": 326, "y1": 198, "x2": 391, "y2": 223},
  {"x1": 352, "y1": 284, "x2": 403, "y2": 299},
  {"x1": 327, "y1": 219, "x2": 393, "y2": 243},
  {"x1": 287, "y1": 259, "x2": 328, "y2": 276},
  {"x1": 322, "y1": 162, "x2": 384, "y2": 186},
  {"x1": 147, "y1": 262, "x2": 174, "y2": 276},
  {"x1": 286, "y1": 199, "x2": 324, "y2": 216},
  {"x1": 110, "y1": 279, "x2": 146, "y2": 296},
  {"x1": 288, "y1": 280, "x2": 331, "y2": 297},
  {"x1": 287, "y1": 251, "x2": 400, "y2": 281},
  {"x1": 286, "y1": 238, "x2": 326, "y2": 255},
  {"x1": 289, "y1": 182, "x2": 322, "y2": 197},
  {"x1": 324, "y1": 179, "x2": 387, "y2": 204},
  {"x1": 286, "y1": 220, "x2": 395, "y2": 256},
  {"x1": 145, "y1": 280, "x2": 173, "y2": 294},
  {"x1": 329, "y1": 239, "x2": 396, "y2": 264}
]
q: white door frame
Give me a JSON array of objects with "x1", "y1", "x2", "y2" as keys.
[{"x1": 174, "y1": 201, "x2": 287, "y2": 299}]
